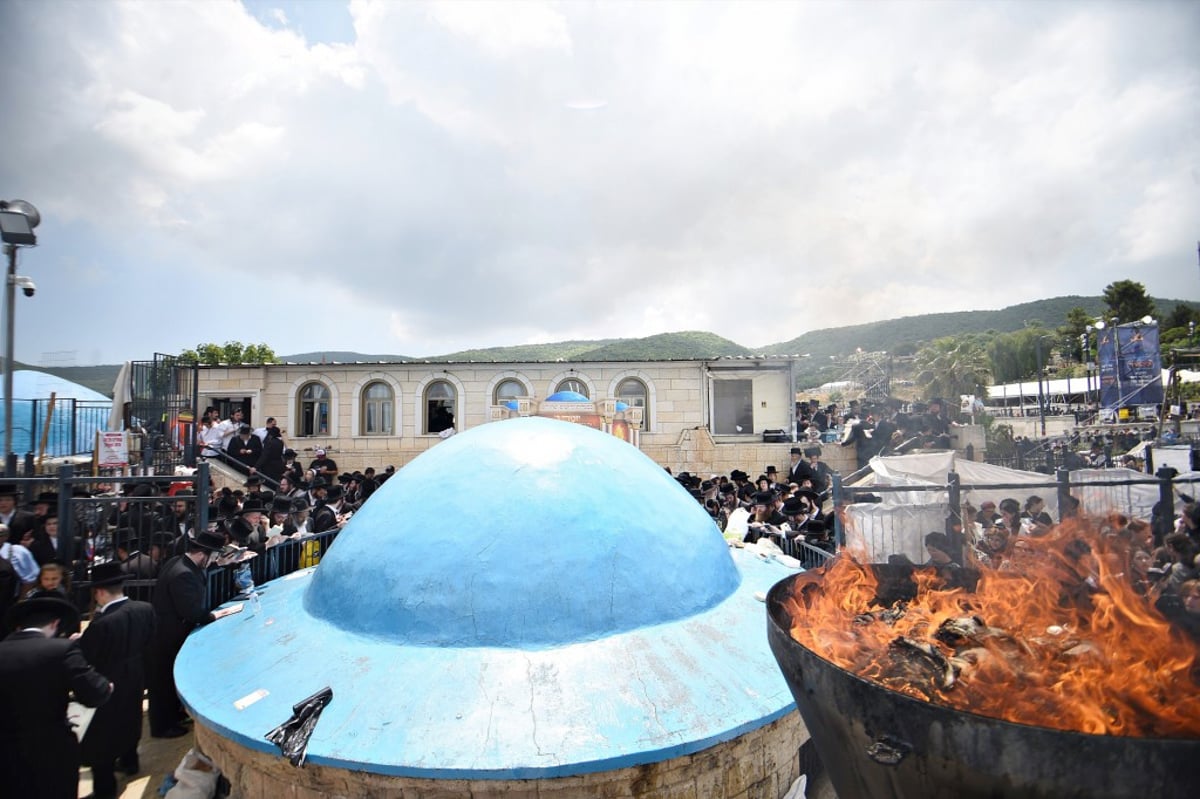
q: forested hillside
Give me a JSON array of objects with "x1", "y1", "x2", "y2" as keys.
[{"x1": 23, "y1": 294, "x2": 1199, "y2": 397}]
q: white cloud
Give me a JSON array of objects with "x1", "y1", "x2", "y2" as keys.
[{"x1": 0, "y1": 0, "x2": 1196, "y2": 364}]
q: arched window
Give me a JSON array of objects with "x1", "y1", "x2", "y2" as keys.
[
  {"x1": 554, "y1": 379, "x2": 589, "y2": 398},
  {"x1": 424, "y1": 380, "x2": 457, "y2": 434},
  {"x1": 298, "y1": 382, "x2": 331, "y2": 437},
  {"x1": 361, "y1": 381, "x2": 394, "y2": 435},
  {"x1": 616, "y1": 377, "x2": 649, "y2": 429},
  {"x1": 493, "y1": 378, "x2": 526, "y2": 405}
]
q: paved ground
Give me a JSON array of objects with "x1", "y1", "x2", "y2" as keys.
[{"x1": 77, "y1": 701, "x2": 195, "y2": 799}]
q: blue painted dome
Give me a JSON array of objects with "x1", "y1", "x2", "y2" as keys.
[
  {"x1": 545, "y1": 390, "x2": 590, "y2": 402},
  {"x1": 304, "y1": 416, "x2": 740, "y2": 648}
]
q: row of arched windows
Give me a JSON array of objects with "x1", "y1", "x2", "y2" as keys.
[{"x1": 293, "y1": 375, "x2": 651, "y2": 437}]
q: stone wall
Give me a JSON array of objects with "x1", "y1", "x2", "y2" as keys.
[{"x1": 196, "y1": 711, "x2": 810, "y2": 799}]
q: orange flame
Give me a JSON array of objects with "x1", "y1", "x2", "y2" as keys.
[{"x1": 782, "y1": 517, "x2": 1200, "y2": 738}]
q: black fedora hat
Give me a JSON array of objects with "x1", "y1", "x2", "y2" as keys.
[
  {"x1": 325, "y1": 484, "x2": 344, "y2": 501},
  {"x1": 35, "y1": 491, "x2": 59, "y2": 505},
  {"x1": 151, "y1": 531, "x2": 177, "y2": 548},
  {"x1": 794, "y1": 488, "x2": 822, "y2": 506},
  {"x1": 6, "y1": 595, "x2": 79, "y2": 632},
  {"x1": 730, "y1": 470, "x2": 749, "y2": 481},
  {"x1": 237, "y1": 497, "x2": 267, "y2": 516},
  {"x1": 783, "y1": 493, "x2": 821, "y2": 516},
  {"x1": 0, "y1": 483, "x2": 20, "y2": 497},
  {"x1": 289, "y1": 497, "x2": 310, "y2": 513},
  {"x1": 113, "y1": 527, "x2": 137, "y2": 551},
  {"x1": 270, "y1": 494, "x2": 293, "y2": 515},
  {"x1": 244, "y1": 475, "x2": 263, "y2": 488},
  {"x1": 90, "y1": 561, "x2": 130, "y2": 588},
  {"x1": 187, "y1": 530, "x2": 226, "y2": 552}
]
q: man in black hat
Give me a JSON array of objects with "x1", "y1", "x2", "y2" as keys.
[
  {"x1": 226, "y1": 424, "x2": 262, "y2": 475},
  {"x1": 311, "y1": 484, "x2": 347, "y2": 535},
  {"x1": 306, "y1": 475, "x2": 328, "y2": 508},
  {"x1": 28, "y1": 506, "x2": 62, "y2": 566},
  {"x1": 0, "y1": 482, "x2": 36, "y2": 549},
  {"x1": 229, "y1": 496, "x2": 268, "y2": 552},
  {"x1": 0, "y1": 595, "x2": 112, "y2": 798},
  {"x1": 786, "y1": 447, "x2": 816, "y2": 489},
  {"x1": 147, "y1": 529, "x2": 224, "y2": 739},
  {"x1": 744, "y1": 490, "x2": 787, "y2": 544},
  {"x1": 78, "y1": 562, "x2": 156, "y2": 799}
]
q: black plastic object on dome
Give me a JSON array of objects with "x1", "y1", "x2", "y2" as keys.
[{"x1": 264, "y1": 686, "x2": 333, "y2": 767}]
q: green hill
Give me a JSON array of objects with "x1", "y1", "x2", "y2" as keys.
[
  {"x1": 426, "y1": 339, "x2": 621, "y2": 362},
  {"x1": 21, "y1": 294, "x2": 1199, "y2": 397},
  {"x1": 575, "y1": 331, "x2": 750, "y2": 361}
]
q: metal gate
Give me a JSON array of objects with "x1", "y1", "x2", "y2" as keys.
[{"x1": 126, "y1": 353, "x2": 199, "y2": 475}]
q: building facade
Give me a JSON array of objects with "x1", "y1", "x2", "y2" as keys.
[{"x1": 194, "y1": 356, "x2": 855, "y2": 476}]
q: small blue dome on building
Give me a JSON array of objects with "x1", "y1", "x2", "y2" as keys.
[
  {"x1": 544, "y1": 390, "x2": 590, "y2": 402},
  {"x1": 305, "y1": 416, "x2": 740, "y2": 647}
]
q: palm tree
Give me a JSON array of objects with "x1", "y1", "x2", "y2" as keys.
[{"x1": 913, "y1": 335, "x2": 992, "y2": 403}]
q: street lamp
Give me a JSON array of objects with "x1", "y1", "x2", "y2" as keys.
[{"x1": 0, "y1": 199, "x2": 40, "y2": 476}]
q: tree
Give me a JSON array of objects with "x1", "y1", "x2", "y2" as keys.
[
  {"x1": 1162, "y1": 303, "x2": 1200, "y2": 333},
  {"x1": 1102, "y1": 280, "x2": 1155, "y2": 324},
  {"x1": 1059, "y1": 306, "x2": 1094, "y2": 361},
  {"x1": 913, "y1": 335, "x2": 992, "y2": 401},
  {"x1": 179, "y1": 341, "x2": 277, "y2": 366},
  {"x1": 987, "y1": 327, "x2": 1055, "y2": 384}
]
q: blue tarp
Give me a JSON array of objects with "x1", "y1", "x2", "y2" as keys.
[{"x1": 0, "y1": 370, "x2": 111, "y2": 456}]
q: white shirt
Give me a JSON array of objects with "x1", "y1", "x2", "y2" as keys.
[{"x1": 1, "y1": 541, "x2": 40, "y2": 584}]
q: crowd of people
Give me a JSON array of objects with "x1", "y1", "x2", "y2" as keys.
[
  {"x1": 0, "y1": 399, "x2": 1197, "y2": 797},
  {"x1": 913, "y1": 490, "x2": 1200, "y2": 642},
  {"x1": 0, "y1": 419, "x2": 404, "y2": 798}
]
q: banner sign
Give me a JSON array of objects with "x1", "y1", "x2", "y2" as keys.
[
  {"x1": 1098, "y1": 324, "x2": 1163, "y2": 410},
  {"x1": 96, "y1": 431, "x2": 129, "y2": 468}
]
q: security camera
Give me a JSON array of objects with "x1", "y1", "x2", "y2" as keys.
[{"x1": 12, "y1": 276, "x2": 35, "y2": 297}]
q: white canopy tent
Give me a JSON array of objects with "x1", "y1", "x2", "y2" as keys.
[{"x1": 842, "y1": 451, "x2": 1189, "y2": 563}]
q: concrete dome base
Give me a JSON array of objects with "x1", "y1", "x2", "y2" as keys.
[{"x1": 196, "y1": 711, "x2": 810, "y2": 799}]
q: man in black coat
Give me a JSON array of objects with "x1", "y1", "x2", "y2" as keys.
[
  {"x1": 0, "y1": 482, "x2": 37, "y2": 548},
  {"x1": 79, "y1": 562, "x2": 156, "y2": 799},
  {"x1": 147, "y1": 530, "x2": 224, "y2": 738},
  {"x1": 0, "y1": 595, "x2": 112, "y2": 799},
  {"x1": 225, "y1": 425, "x2": 262, "y2": 475},
  {"x1": 786, "y1": 447, "x2": 817, "y2": 489}
]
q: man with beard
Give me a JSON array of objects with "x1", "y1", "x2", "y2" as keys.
[
  {"x1": 78, "y1": 562, "x2": 156, "y2": 799},
  {"x1": 743, "y1": 490, "x2": 787, "y2": 545}
]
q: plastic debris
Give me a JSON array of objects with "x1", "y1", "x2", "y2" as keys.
[{"x1": 264, "y1": 686, "x2": 334, "y2": 767}]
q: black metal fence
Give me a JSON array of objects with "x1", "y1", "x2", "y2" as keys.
[{"x1": 126, "y1": 353, "x2": 199, "y2": 475}]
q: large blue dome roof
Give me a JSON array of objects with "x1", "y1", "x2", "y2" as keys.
[{"x1": 304, "y1": 416, "x2": 740, "y2": 648}]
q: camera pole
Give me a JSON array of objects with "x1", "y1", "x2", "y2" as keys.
[{"x1": 4, "y1": 243, "x2": 16, "y2": 475}]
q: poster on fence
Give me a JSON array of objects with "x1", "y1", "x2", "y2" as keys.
[{"x1": 95, "y1": 431, "x2": 129, "y2": 468}]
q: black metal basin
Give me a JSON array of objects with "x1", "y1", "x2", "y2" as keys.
[{"x1": 766, "y1": 572, "x2": 1200, "y2": 799}]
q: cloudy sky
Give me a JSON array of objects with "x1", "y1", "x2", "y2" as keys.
[{"x1": 1, "y1": 0, "x2": 1197, "y2": 365}]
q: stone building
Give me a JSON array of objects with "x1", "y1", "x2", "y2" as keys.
[{"x1": 194, "y1": 355, "x2": 856, "y2": 475}]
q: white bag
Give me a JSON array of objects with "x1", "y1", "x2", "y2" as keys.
[{"x1": 165, "y1": 747, "x2": 221, "y2": 799}]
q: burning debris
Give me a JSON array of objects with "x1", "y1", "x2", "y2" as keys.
[{"x1": 781, "y1": 518, "x2": 1200, "y2": 738}]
